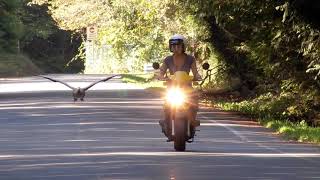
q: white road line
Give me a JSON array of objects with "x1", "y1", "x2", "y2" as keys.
[
  {"x1": 198, "y1": 112, "x2": 320, "y2": 164},
  {"x1": 0, "y1": 152, "x2": 320, "y2": 159},
  {"x1": 199, "y1": 114, "x2": 249, "y2": 142}
]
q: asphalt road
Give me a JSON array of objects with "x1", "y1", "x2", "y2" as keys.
[{"x1": 0, "y1": 75, "x2": 319, "y2": 180}]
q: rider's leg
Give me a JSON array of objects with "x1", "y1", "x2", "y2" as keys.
[
  {"x1": 188, "y1": 90, "x2": 200, "y2": 127},
  {"x1": 188, "y1": 109, "x2": 200, "y2": 127},
  {"x1": 159, "y1": 104, "x2": 173, "y2": 140}
]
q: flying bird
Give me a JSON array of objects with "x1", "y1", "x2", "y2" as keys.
[{"x1": 38, "y1": 75, "x2": 120, "y2": 101}]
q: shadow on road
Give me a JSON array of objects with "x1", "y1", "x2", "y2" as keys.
[{"x1": 0, "y1": 89, "x2": 320, "y2": 179}]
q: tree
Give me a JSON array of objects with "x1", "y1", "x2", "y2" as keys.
[
  {"x1": 0, "y1": 0, "x2": 24, "y2": 53},
  {"x1": 31, "y1": 0, "x2": 215, "y2": 73}
]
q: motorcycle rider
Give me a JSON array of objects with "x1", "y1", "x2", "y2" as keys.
[{"x1": 158, "y1": 34, "x2": 202, "y2": 138}]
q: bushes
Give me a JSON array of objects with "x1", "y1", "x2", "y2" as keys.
[
  {"x1": 217, "y1": 84, "x2": 319, "y2": 126},
  {"x1": 214, "y1": 93, "x2": 320, "y2": 143}
]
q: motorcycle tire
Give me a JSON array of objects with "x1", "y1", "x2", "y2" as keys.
[{"x1": 174, "y1": 115, "x2": 187, "y2": 151}]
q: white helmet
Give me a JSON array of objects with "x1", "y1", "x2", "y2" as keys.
[{"x1": 169, "y1": 34, "x2": 187, "y2": 52}]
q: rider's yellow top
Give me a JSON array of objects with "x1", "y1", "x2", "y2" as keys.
[{"x1": 170, "y1": 71, "x2": 193, "y2": 84}]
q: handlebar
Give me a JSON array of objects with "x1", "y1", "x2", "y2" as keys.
[{"x1": 157, "y1": 77, "x2": 202, "y2": 82}]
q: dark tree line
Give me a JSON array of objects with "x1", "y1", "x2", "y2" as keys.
[{"x1": 0, "y1": 0, "x2": 83, "y2": 73}]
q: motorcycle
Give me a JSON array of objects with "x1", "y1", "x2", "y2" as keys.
[{"x1": 152, "y1": 62, "x2": 210, "y2": 151}]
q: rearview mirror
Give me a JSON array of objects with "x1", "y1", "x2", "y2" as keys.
[
  {"x1": 202, "y1": 62, "x2": 210, "y2": 70},
  {"x1": 152, "y1": 62, "x2": 160, "y2": 70}
]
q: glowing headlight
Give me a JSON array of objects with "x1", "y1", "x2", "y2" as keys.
[{"x1": 166, "y1": 88, "x2": 185, "y2": 106}]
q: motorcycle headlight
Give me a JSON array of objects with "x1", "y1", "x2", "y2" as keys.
[{"x1": 166, "y1": 88, "x2": 185, "y2": 106}]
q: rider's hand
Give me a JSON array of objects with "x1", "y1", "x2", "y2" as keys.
[
  {"x1": 193, "y1": 74, "x2": 203, "y2": 81},
  {"x1": 157, "y1": 76, "x2": 167, "y2": 81}
]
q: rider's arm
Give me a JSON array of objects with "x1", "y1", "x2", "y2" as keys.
[
  {"x1": 191, "y1": 59, "x2": 202, "y2": 80},
  {"x1": 158, "y1": 61, "x2": 168, "y2": 80}
]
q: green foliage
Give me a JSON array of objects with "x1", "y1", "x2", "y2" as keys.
[
  {"x1": 216, "y1": 81, "x2": 318, "y2": 125},
  {"x1": 31, "y1": 0, "x2": 215, "y2": 73},
  {"x1": 214, "y1": 98, "x2": 320, "y2": 143},
  {"x1": 260, "y1": 119, "x2": 320, "y2": 143},
  {"x1": 122, "y1": 74, "x2": 153, "y2": 84},
  {"x1": 20, "y1": 2, "x2": 58, "y2": 41},
  {"x1": 180, "y1": 0, "x2": 320, "y2": 126},
  {"x1": 121, "y1": 73, "x2": 164, "y2": 89}
]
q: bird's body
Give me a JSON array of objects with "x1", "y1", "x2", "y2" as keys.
[
  {"x1": 72, "y1": 88, "x2": 85, "y2": 101},
  {"x1": 38, "y1": 75, "x2": 120, "y2": 101}
]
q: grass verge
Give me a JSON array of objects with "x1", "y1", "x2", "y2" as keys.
[
  {"x1": 210, "y1": 99, "x2": 320, "y2": 144},
  {"x1": 121, "y1": 73, "x2": 165, "y2": 92},
  {"x1": 0, "y1": 53, "x2": 42, "y2": 77}
]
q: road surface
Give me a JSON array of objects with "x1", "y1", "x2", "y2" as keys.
[{"x1": 0, "y1": 74, "x2": 319, "y2": 180}]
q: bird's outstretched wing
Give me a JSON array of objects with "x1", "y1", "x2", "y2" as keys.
[
  {"x1": 38, "y1": 75, "x2": 76, "y2": 90},
  {"x1": 83, "y1": 74, "x2": 120, "y2": 91}
]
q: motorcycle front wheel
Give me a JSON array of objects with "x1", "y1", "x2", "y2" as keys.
[{"x1": 174, "y1": 115, "x2": 187, "y2": 151}]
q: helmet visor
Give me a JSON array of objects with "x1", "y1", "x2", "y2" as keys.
[{"x1": 169, "y1": 39, "x2": 184, "y2": 45}]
